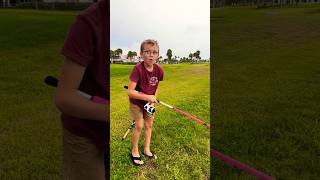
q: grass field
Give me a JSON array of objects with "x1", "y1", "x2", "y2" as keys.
[
  {"x1": 0, "y1": 9, "x2": 76, "y2": 179},
  {"x1": 3, "y1": 5, "x2": 319, "y2": 180},
  {"x1": 110, "y1": 63, "x2": 210, "y2": 179},
  {"x1": 211, "y1": 6, "x2": 320, "y2": 179},
  {"x1": 0, "y1": 9, "x2": 210, "y2": 179}
]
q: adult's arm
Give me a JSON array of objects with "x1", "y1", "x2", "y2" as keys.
[{"x1": 55, "y1": 58, "x2": 108, "y2": 122}]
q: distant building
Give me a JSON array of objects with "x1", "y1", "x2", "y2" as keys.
[
  {"x1": 111, "y1": 54, "x2": 141, "y2": 64},
  {"x1": 192, "y1": 57, "x2": 210, "y2": 63}
]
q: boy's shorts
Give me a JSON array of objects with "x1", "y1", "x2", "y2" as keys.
[
  {"x1": 129, "y1": 103, "x2": 155, "y2": 120},
  {"x1": 63, "y1": 127, "x2": 105, "y2": 180}
]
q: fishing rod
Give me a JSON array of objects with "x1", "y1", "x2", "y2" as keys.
[
  {"x1": 122, "y1": 121, "x2": 135, "y2": 140},
  {"x1": 46, "y1": 77, "x2": 273, "y2": 178},
  {"x1": 123, "y1": 86, "x2": 274, "y2": 179},
  {"x1": 211, "y1": 149, "x2": 275, "y2": 180},
  {"x1": 44, "y1": 76, "x2": 109, "y2": 105},
  {"x1": 124, "y1": 86, "x2": 210, "y2": 128}
]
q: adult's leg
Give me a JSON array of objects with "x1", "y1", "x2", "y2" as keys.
[
  {"x1": 63, "y1": 127, "x2": 105, "y2": 180},
  {"x1": 105, "y1": 121, "x2": 110, "y2": 179}
]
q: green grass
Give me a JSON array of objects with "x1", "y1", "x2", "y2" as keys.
[
  {"x1": 0, "y1": 9, "x2": 210, "y2": 179},
  {"x1": 110, "y1": 63, "x2": 210, "y2": 179},
  {"x1": 0, "y1": 9, "x2": 77, "y2": 179},
  {"x1": 211, "y1": 6, "x2": 320, "y2": 179}
]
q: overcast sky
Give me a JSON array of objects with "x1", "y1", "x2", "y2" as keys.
[{"x1": 110, "y1": 0, "x2": 210, "y2": 59}]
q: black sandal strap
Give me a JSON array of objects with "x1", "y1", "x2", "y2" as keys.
[{"x1": 131, "y1": 156, "x2": 142, "y2": 161}]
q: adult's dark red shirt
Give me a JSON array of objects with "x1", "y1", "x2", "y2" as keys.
[
  {"x1": 129, "y1": 61, "x2": 164, "y2": 110},
  {"x1": 60, "y1": 0, "x2": 109, "y2": 152}
]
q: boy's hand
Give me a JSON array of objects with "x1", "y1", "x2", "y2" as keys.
[{"x1": 145, "y1": 95, "x2": 157, "y2": 104}]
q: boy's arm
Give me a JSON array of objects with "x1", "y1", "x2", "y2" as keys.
[
  {"x1": 127, "y1": 81, "x2": 157, "y2": 103},
  {"x1": 55, "y1": 58, "x2": 108, "y2": 122},
  {"x1": 155, "y1": 88, "x2": 159, "y2": 97},
  {"x1": 151, "y1": 87, "x2": 160, "y2": 106}
]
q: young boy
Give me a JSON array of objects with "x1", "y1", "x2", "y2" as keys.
[
  {"x1": 55, "y1": 0, "x2": 109, "y2": 179},
  {"x1": 127, "y1": 39, "x2": 164, "y2": 165}
]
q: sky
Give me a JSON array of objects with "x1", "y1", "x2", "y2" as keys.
[{"x1": 110, "y1": 0, "x2": 210, "y2": 60}]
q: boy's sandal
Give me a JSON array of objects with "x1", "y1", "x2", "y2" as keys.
[
  {"x1": 130, "y1": 153, "x2": 144, "y2": 166},
  {"x1": 143, "y1": 152, "x2": 157, "y2": 160}
]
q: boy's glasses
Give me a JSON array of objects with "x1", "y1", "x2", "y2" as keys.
[{"x1": 143, "y1": 50, "x2": 159, "y2": 56}]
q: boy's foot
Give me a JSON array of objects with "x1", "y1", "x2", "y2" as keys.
[
  {"x1": 143, "y1": 151, "x2": 157, "y2": 160},
  {"x1": 130, "y1": 153, "x2": 144, "y2": 165}
]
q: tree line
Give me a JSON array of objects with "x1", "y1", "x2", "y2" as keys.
[
  {"x1": 110, "y1": 48, "x2": 138, "y2": 60},
  {"x1": 110, "y1": 48, "x2": 207, "y2": 64},
  {"x1": 211, "y1": 0, "x2": 318, "y2": 8}
]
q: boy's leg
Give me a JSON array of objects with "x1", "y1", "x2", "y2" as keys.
[
  {"x1": 63, "y1": 127, "x2": 105, "y2": 180},
  {"x1": 130, "y1": 103, "x2": 144, "y2": 164},
  {"x1": 143, "y1": 111, "x2": 157, "y2": 159}
]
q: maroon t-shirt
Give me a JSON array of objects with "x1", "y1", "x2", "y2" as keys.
[
  {"x1": 60, "y1": 0, "x2": 109, "y2": 152},
  {"x1": 129, "y1": 61, "x2": 164, "y2": 110}
]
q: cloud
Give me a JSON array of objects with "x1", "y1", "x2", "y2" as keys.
[{"x1": 111, "y1": 0, "x2": 210, "y2": 59}]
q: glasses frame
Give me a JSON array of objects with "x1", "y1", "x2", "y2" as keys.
[{"x1": 143, "y1": 50, "x2": 159, "y2": 56}]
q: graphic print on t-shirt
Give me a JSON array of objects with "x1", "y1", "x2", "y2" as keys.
[{"x1": 149, "y1": 76, "x2": 158, "y2": 86}]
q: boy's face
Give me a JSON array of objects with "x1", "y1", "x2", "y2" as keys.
[{"x1": 141, "y1": 43, "x2": 159, "y2": 66}]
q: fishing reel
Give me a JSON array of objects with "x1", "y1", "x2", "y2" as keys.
[{"x1": 144, "y1": 102, "x2": 156, "y2": 115}]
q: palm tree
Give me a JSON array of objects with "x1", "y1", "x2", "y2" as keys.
[
  {"x1": 194, "y1": 50, "x2": 201, "y2": 60},
  {"x1": 127, "y1": 51, "x2": 131, "y2": 60},
  {"x1": 189, "y1": 53, "x2": 193, "y2": 60},
  {"x1": 132, "y1": 51, "x2": 137, "y2": 58},
  {"x1": 129, "y1": 51, "x2": 137, "y2": 61},
  {"x1": 166, "y1": 49, "x2": 172, "y2": 64},
  {"x1": 127, "y1": 51, "x2": 137, "y2": 61},
  {"x1": 196, "y1": 50, "x2": 200, "y2": 58},
  {"x1": 115, "y1": 48, "x2": 123, "y2": 58}
]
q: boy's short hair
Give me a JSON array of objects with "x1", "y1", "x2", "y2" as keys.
[{"x1": 140, "y1": 39, "x2": 159, "y2": 52}]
